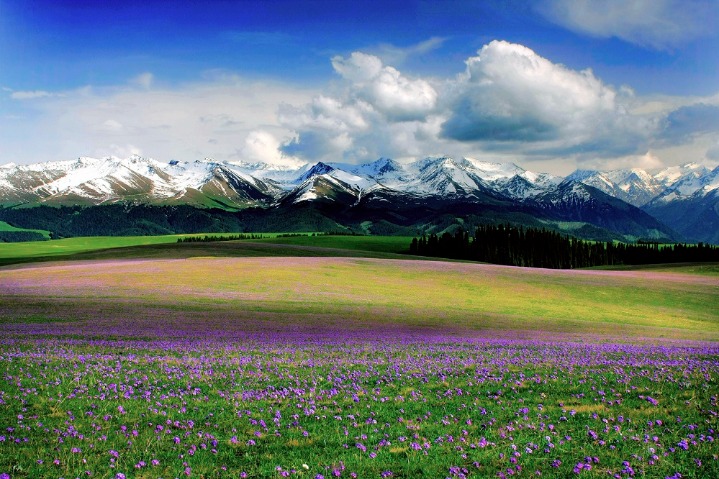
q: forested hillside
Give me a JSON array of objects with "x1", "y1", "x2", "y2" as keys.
[{"x1": 410, "y1": 225, "x2": 719, "y2": 268}]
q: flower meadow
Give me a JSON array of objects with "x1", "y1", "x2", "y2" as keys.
[{"x1": 1, "y1": 334, "x2": 718, "y2": 479}]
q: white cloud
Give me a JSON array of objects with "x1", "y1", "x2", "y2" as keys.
[
  {"x1": 2, "y1": 41, "x2": 717, "y2": 175},
  {"x1": 331, "y1": 52, "x2": 438, "y2": 121},
  {"x1": 441, "y1": 40, "x2": 628, "y2": 146},
  {"x1": 369, "y1": 37, "x2": 447, "y2": 65},
  {"x1": 279, "y1": 41, "x2": 719, "y2": 171},
  {"x1": 331, "y1": 52, "x2": 383, "y2": 84},
  {"x1": 0, "y1": 76, "x2": 315, "y2": 166},
  {"x1": 10, "y1": 90, "x2": 53, "y2": 100},
  {"x1": 537, "y1": 0, "x2": 719, "y2": 50},
  {"x1": 279, "y1": 99, "x2": 369, "y2": 161},
  {"x1": 105, "y1": 144, "x2": 144, "y2": 159},
  {"x1": 580, "y1": 151, "x2": 665, "y2": 172},
  {"x1": 240, "y1": 130, "x2": 304, "y2": 168},
  {"x1": 281, "y1": 53, "x2": 443, "y2": 162},
  {"x1": 367, "y1": 66, "x2": 438, "y2": 121}
]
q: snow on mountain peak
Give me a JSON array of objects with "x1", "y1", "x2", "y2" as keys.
[
  {"x1": 296, "y1": 162, "x2": 335, "y2": 183},
  {"x1": 462, "y1": 157, "x2": 524, "y2": 180},
  {"x1": 654, "y1": 162, "x2": 708, "y2": 185},
  {"x1": 565, "y1": 169, "x2": 600, "y2": 182},
  {"x1": 2, "y1": 154, "x2": 717, "y2": 215},
  {"x1": 353, "y1": 157, "x2": 402, "y2": 177}
]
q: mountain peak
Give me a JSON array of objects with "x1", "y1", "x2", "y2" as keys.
[
  {"x1": 565, "y1": 169, "x2": 599, "y2": 181},
  {"x1": 369, "y1": 157, "x2": 401, "y2": 175},
  {"x1": 296, "y1": 162, "x2": 335, "y2": 183}
]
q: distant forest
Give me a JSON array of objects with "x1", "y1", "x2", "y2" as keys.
[
  {"x1": 410, "y1": 225, "x2": 719, "y2": 269},
  {"x1": 0, "y1": 231, "x2": 48, "y2": 243},
  {"x1": 0, "y1": 204, "x2": 340, "y2": 238}
]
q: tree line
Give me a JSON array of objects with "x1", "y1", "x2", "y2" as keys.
[
  {"x1": 0, "y1": 204, "x2": 354, "y2": 238},
  {"x1": 177, "y1": 234, "x2": 265, "y2": 243},
  {"x1": 409, "y1": 224, "x2": 719, "y2": 269},
  {"x1": 177, "y1": 231, "x2": 364, "y2": 243}
]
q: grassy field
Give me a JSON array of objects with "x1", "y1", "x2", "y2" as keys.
[
  {"x1": 1, "y1": 336, "x2": 717, "y2": 479},
  {"x1": 593, "y1": 262, "x2": 719, "y2": 276},
  {"x1": 0, "y1": 233, "x2": 184, "y2": 261},
  {"x1": 255, "y1": 235, "x2": 414, "y2": 254},
  {"x1": 1, "y1": 237, "x2": 718, "y2": 478},
  {"x1": 0, "y1": 234, "x2": 414, "y2": 266},
  {"x1": 2, "y1": 256, "x2": 717, "y2": 340}
]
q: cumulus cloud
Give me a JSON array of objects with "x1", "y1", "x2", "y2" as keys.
[
  {"x1": 279, "y1": 41, "x2": 717, "y2": 169},
  {"x1": 537, "y1": 0, "x2": 719, "y2": 50},
  {"x1": 442, "y1": 41, "x2": 615, "y2": 141},
  {"x1": 331, "y1": 52, "x2": 383, "y2": 84},
  {"x1": 107, "y1": 144, "x2": 144, "y2": 159},
  {"x1": 279, "y1": 96, "x2": 374, "y2": 161},
  {"x1": 331, "y1": 52, "x2": 438, "y2": 121},
  {"x1": 240, "y1": 129, "x2": 305, "y2": 168},
  {"x1": 280, "y1": 52, "x2": 443, "y2": 162}
]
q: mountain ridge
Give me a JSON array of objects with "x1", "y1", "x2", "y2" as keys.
[{"x1": 0, "y1": 155, "x2": 716, "y2": 243}]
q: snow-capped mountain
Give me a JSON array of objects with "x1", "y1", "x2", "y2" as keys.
[
  {"x1": 566, "y1": 169, "x2": 664, "y2": 207},
  {"x1": 0, "y1": 154, "x2": 581, "y2": 209},
  {"x1": 563, "y1": 162, "x2": 719, "y2": 243},
  {"x1": 566, "y1": 163, "x2": 718, "y2": 207},
  {"x1": 653, "y1": 162, "x2": 711, "y2": 187},
  {"x1": 0, "y1": 155, "x2": 284, "y2": 209},
  {"x1": 642, "y1": 165, "x2": 719, "y2": 243},
  {"x1": 648, "y1": 164, "x2": 718, "y2": 204},
  {"x1": 0, "y1": 154, "x2": 716, "y2": 242},
  {"x1": 264, "y1": 156, "x2": 561, "y2": 205}
]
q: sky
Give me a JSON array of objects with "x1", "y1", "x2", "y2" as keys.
[{"x1": 1, "y1": 0, "x2": 718, "y2": 175}]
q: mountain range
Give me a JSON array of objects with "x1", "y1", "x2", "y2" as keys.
[{"x1": 0, "y1": 155, "x2": 717, "y2": 243}]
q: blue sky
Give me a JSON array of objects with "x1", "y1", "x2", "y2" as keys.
[{"x1": 1, "y1": 0, "x2": 718, "y2": 174}]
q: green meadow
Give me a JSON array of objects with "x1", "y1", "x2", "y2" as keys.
[
  {"x1": 1, "y1": 254, "x2": 717, "y2": 341},
  {"x1": 0, "y1": 234, "x2": 415, "y2": 266}
]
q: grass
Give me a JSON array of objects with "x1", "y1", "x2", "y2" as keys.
[
  {"x1": 1, "y1": 257, "x2": 717, "y2": 341},
  {"x1": 0, "y1": 334, "x2": 717, "y2": 478},
  {"x1": 0, "y1": 233, "x2": 414, "y2": 266},
  {"x1": 0, "y1": 234, "x2": 183, "y2": 261},
  {"x1": 591, "y1": 262, "x2": 719, "y2": 276},
  {"x1": 254, "y1": 235, "x2": 413, "y2": 254}
]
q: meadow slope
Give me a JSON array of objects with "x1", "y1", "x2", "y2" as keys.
[{"x1": 1, "y1": 256, "x2": 717, "y2": 341}]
